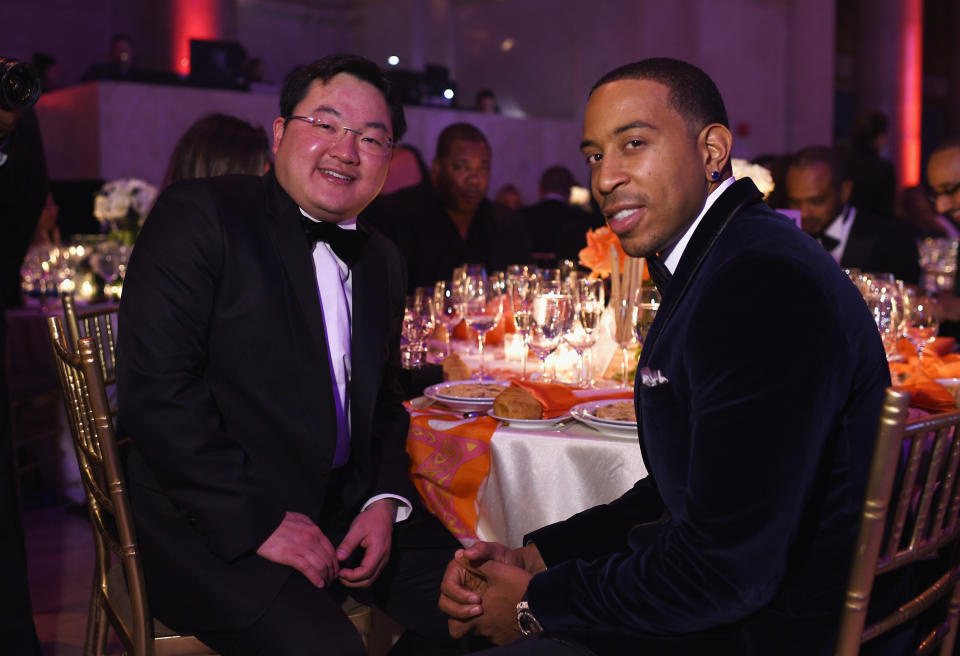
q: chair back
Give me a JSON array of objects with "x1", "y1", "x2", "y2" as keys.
[
  {"x1": 47, "y1": 316, "x2": 154, "y2": 655},
  {"x1": 835, "y1": 387, "x2": 960, "y2": 655},
  {"x1": 62, "y1": 293, "x2": 120, "y2": 387}
]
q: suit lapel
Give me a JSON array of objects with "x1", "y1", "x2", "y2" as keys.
[
  {"x1": 838, "y1": 212, "x2": 874, "y2": 270},
  {"x1": 349, "y1": 225, "x2": 386, "y2": 440},
  {"x1": 640, "y1": 178, "x2": 764, "y2": 366},
  {"x1": 264, "y1": 173, "x2": 332, "y2": 374}
]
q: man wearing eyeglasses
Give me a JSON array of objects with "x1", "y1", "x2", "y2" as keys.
[
  {"x1": 926, "y1": 136, "x2": 960, "y2": 326},
  {"x1": 119, "y1": 54, "x2": 469, "y2": 656}
]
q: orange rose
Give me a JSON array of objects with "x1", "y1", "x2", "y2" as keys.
[{"x1": 578, "y1": 226, "x2": 649, "y2": 282}]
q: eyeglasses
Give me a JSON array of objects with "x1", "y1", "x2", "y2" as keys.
[
  {"x1": 286, "y1": 115, "x2": 394, "y2": 157},
  {"x1": 927, "y1": 180, "x2": 960, "y2": 205}
]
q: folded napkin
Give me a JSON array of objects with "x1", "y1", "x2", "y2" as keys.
[
  {"x1": 451, "y1": 304, "x2": 515, "y2": 346},
  {"x1": 892, "y1": 337, "x2": 960, "y2": 380},
  {"x1": 896, "y1": 371, "x2": 958, "y2": 413},
  {"x1": 509, "y1": 379, "x2": 634, "y2": 418}
]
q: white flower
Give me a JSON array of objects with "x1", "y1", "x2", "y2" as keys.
[
  {"x1": 731, "y1": 158, "x2": 774, "y2": 199},
  {"x1": 94, "y1": 177, "x2": 158, "y2": 225}
]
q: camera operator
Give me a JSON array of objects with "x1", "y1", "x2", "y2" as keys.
[{"x1": 0, "y1": 56, "x2": 45, "y2": 656}]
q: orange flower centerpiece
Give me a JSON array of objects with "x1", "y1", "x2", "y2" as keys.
[{"x1": 579, "y1": 226, "x2": 628, "y2": 279}]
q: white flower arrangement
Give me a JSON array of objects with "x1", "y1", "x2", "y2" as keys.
[
  {"x1": 731, "y1": 158, "x2": 774, "y2": 199},
  {"x1": 93, "y1": 178, "x2": 157, "y2": 227}
]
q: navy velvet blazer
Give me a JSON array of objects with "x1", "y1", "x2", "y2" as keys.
[
  {"x1": 118, "y1": 172, "x2": 416, "y2": 632},
  {"x1": 525, "y1": 179, "x2": 894, "y2": 654}
]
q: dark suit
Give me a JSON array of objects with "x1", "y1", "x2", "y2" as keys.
[
  {"x1": 839, "y1": 208, "x2": 921, "y2": 284},
  {"x1": 361, "y1": 182, "x2": 532, "y2": 292},
  {"x1": 520, "y1": 198, "x2": 604, "y2": 265},
  {"x1": 514, "y1": 180, "x2": 900, "y2": 654},
  {"x1": 117, "y1": 172, "x2": 458, "y2": 647}
]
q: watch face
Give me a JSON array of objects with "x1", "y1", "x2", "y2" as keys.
[{"x1": 517, "y1": 607, "x2": 543, "y2": 635}]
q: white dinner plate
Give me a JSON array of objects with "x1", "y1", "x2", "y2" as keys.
[
  {"x1": 423, "y1": 379, "x2": 507, "y2": 412},
  {"x1": 487, "y1": 410, "x2": 571, "y2": 430},
  {"x1": 570, "y1": 400, "x2": 638, "y2": 436}
]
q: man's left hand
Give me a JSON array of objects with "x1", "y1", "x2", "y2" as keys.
[
  {"x1": 336, "y1": 498, "x2": 397, "y2": 587},
  {"x1": 444, "y1": 557, "x2": 532, "y2": 645}
]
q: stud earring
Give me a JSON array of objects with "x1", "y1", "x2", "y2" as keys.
[{"x1": 710, "y1": 170, "x2": 720, "y2": 181}]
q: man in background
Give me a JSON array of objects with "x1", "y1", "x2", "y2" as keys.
[
  {"x1": 362, "y1": 122, "x2": 530, "y2": 291},
  {"x1": 521, "y1": 165, "x2": 603, "y2": 266},
  {"x1": 924, "y1": 137, "x2": 960, "y2": 332},
  {"x1": 785, "y1": 145, "x2": 920, "y2": 283}
]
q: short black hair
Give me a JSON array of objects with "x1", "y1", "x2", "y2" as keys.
[
  {"x1": 590, "y1": 58, "x2": 728, "y2": 134},
  {"x1": 280, "y1": 54, "x2": 406, "y2": 142},
  {"x1": 788, "y1": 145, "x2": 851, "y2": 186},
  {"x1": 539, "y1": 165, "x2": 576, "y2": 196},
  {"x1": 931, "y1": 136, "x2": 960, "y2": 158},
  {"x1": 435, "y1": 122, "x2": 489, "y2": 160}
]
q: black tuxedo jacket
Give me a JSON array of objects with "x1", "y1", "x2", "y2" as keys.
[
  {"x1": 525, "y1": 180, "x2": 898, "y2": 654},
  {"x1": 520, "y1": 198, "x2": 604, "y2": 264},
  {"x1": 840, "y1": 208, "x2": 921, "y2": 284},
  {"x1": 117, "y1": 172, "x2": 418, "y2": 632}
]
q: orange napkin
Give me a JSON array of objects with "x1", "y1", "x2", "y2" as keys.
[
  {"x1": 891, "y1": 338, "x2": 960, "y2": 380},
  {"x1": 451, "y1": 302, "x2": 515, "y2": 346},
  {"x1": 510, "y1": 380, "x2": 634, "y2": 418},
  {"x1": 897, "y1": 371, "x2": 958, "y2": 413}
]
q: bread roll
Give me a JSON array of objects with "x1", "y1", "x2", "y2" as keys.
[{"x1": 493, "y1": 385, "x2": 543, "y2": 419}]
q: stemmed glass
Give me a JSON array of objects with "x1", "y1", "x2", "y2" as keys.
[
  {"x1": 92, "y1": 241, "x2": 122, "y2": 298},
  {"x1": 904, "y1": 292, "x2": 940, "y2": 366},
  {"x1": 506, "y1": 267, "x2": 537, "y2": 379},
  {"x1": 460, "y1": 274, "x2": 504, "y2": 378},
  {"x1": 402, "y1": 288, "x2": 436, "y2": 368},
  {"x1": 433, "y1": 280, "x2": 462, "y2": 357},
  {"x1": 564, "y1": 278, "x2": 604, "y2": 387},
  {"x1": 633, "y1": 285, "x2": 661, "y2": 347},
  {"x1": 527, "y1": 279, "x2": 571, "y2": 382},
  {"x1": 608, "y1": 295, "x2": 639, "y2": 388}
]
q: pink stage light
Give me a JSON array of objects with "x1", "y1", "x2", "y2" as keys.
[
  {"x1": 170, "y1": 0, "x2": 221, "y2": 76},
  {"x1": 899, "y1": 0, "x2": 923, "y2": 188}
]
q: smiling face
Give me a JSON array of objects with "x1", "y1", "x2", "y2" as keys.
[
  {"x1": 272, "y1": 73, "x2": 393, "y2": 222},
  {"x1": 431, "y1": 139, "x2": 491, "y2": 217},
  {"x1": 581, "y1": 79, "x2": 714, "y2": 258}
]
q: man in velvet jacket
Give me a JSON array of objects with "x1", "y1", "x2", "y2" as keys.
[
  {"x1": 439, "y1": 59, "x2": 896, "y2": 654},
  {"x1": 118, "y1": 55, "x2": 463, "y2": 655}
]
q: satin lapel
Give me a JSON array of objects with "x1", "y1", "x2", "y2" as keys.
[
  {"x1": 348, "y1": 225, "x2": 386, "y2": 443},
  {"x1": 838, "y1": 213, "x2": 874, "y2": 270},
  {"x1": 265, "y1": 175, "x2": 331, "y2": 367},
  {"x1": 639, "y1": 178, "x2": 764, "y2": 367}
]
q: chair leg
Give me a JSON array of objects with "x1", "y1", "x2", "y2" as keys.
[{"x1": 84, "y1": 588, "x2": 108, "y2": 656}]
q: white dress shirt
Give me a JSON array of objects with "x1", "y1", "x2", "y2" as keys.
[
  {"x1": 300, "y1": 209, "x2": 411, "y2": 522},
  {"x1": 821, "y1": 205, "x2": 856, "y2": 264}
]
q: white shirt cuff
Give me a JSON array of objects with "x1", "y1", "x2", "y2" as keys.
[{"x1": 362, "y1": 494, "x2": 413, "y2": 523}]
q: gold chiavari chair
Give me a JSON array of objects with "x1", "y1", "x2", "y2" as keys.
[
  {"x1": 61, "y1": 293, "x2": 119, "y2": 389},
  {"x1": 48, "y1": 316, "x2": 217, "y2": 656},
  {"x1": 835, "y1": 388, "x2": 960, "y2": 655},
  {"x1": 47, "y1": 315, "x2": 374, "y2": 653}
]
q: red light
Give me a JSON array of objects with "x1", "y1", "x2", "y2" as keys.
[
  {"x1": 169, "y1": 0, "x2": 221, "y2": 76},
  {"x1": 899, "y1": 0, "x2": 922, "y2": 187}
]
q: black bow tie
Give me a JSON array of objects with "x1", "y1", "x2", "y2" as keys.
[
  {"x1": 815, "y1": 233, "x2": 840, "y2": 251},
  {"x1": 300, "y1": 217, "x2": 367, "y2": 266},
  {"x1": 647, "y1": 254, "x2": 672, "y2": 295}
]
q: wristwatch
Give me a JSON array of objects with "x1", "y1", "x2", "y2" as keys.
[{"x1": 516, "y1": 598, "x2": 544, "y2": 636}]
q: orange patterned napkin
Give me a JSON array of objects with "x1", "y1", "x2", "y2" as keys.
[
  {"x1": 897, "y1": 371, "x2": 958, "y2": 413},
  {"x1": 510, "y1": 380, "x2": 634, "y2": 418}
]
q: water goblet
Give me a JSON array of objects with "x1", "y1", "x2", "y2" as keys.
[
  {"x1": 608, "y1": 295, "x2": 639, "y2": 388},
  {"x1": 564, "y1": 278, "x2": 604, "y2": 386},
  {"x1": 528, "y1": 280, "x2": 570, "y2": 382},
  {"x1": 402, "y1": 288, "x2": 436, "y2": 368},
  {"x1": 904, "y1": 293, "x2": 940, "y2": 365},
  {"x1": 460, "y1": 274, "x2": 503, "y2": 378},
  {"x1": 433, "y1": 280, "x2": 463, "y2": 357}
]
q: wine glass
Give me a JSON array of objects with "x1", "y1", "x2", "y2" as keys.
[
  {"x1": 506, "y1": 268, "x2": 537, "y2": 379},
  {"x1": 633, "y1": 285, "x2": 661, "y2": 347},
  {"x1": 608, "y1": 295, "x2": 639, "y2": 388},
  {"x1": 527, "y1": 279, "x2": 570, "y2": 382},
  {"x1": 460, "y1": 274, "x2": 503, "y2": 378},
  {"x1": 402, "y1": 288, "x2": 436, "y2": 368},
  {"x1": 904, "y1": 293, "x2": 940, "y2": 366},
  {"x1": 92, "y1": 241, "x2": 122, "y2": 298},
  {"x1": 433, "y1": 280, "x2": 463, "y2": 357},
  {"x1": 866, "y1": 290, "x2": 899, "y2": 360},
  {"x1": 564, "y1": 278, "x2": 604, "y2": 387}
]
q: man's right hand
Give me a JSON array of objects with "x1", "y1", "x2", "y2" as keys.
[
  {"x1": 256, "y1": 511, "x2": 339, "y2": 587},
  {"x1": 438, "y1": 541, "x2": 546, "y2": 623}
]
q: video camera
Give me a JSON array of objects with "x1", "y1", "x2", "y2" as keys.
[{"x1": 0, "y1": 57, "x2": 41, "y2": 111}]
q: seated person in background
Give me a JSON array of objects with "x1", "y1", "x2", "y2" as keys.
[
  {"x1": 362, "y1": 122, "x2": 531, "y2": 291},
  {"x1": 475, "y1": 89, "x2": 500, "y2": 114},
  {"x1": 163, "y1": 113, "x2": 271, "y2": 188},
  {"x1": 381, "y1": 144, "x2": 429, "y2": 195},
  {"x1": 785, "y1": 145, "x2": 920, "y2": 283},
  {"x1": 439, "y1": 56, "x2": 906, "y2": 656},
  {"x1": 82, "y1": 33, "x2": 140, "y2": 82},
  {"x1": 494, "y1": 184, "x2": 523, "y2": 211},
  {"x1": 520, "y1": 166, "x2": 603, "y2": 266},
  {"x1": 924, "y1": 137, "x2": 960, "y2": 330},
  {"x1": 896, "y1": 184, "x2": 956, "y2": 239},
  {"x1": 30, "y1": 192, "x2": 60, "y2": 247}
]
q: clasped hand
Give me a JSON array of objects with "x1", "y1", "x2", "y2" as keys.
[
  {"x1": 256, "y1": 500, "x2": 397, "y2": 588},
  {"x1": 438, "y1": 541, "x2": 546, "y2": 645}
]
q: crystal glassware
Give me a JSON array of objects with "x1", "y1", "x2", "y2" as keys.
[
  {"x1": 564, "y1": 278, "x2": 605, "y2": 387},
  {"x1": 433, "y1": 280, "x2": 463, "y2": 357},
  {"x1": 528, "y1": 279, "x2": 570, "y2": 382},
  {"x1": 459, "y1": 274, "x2": 504, "y2": 378}
]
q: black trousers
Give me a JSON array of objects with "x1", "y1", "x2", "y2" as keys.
[{"x1": 195, "y1": 510, "x2": 471, "y2": 656}]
